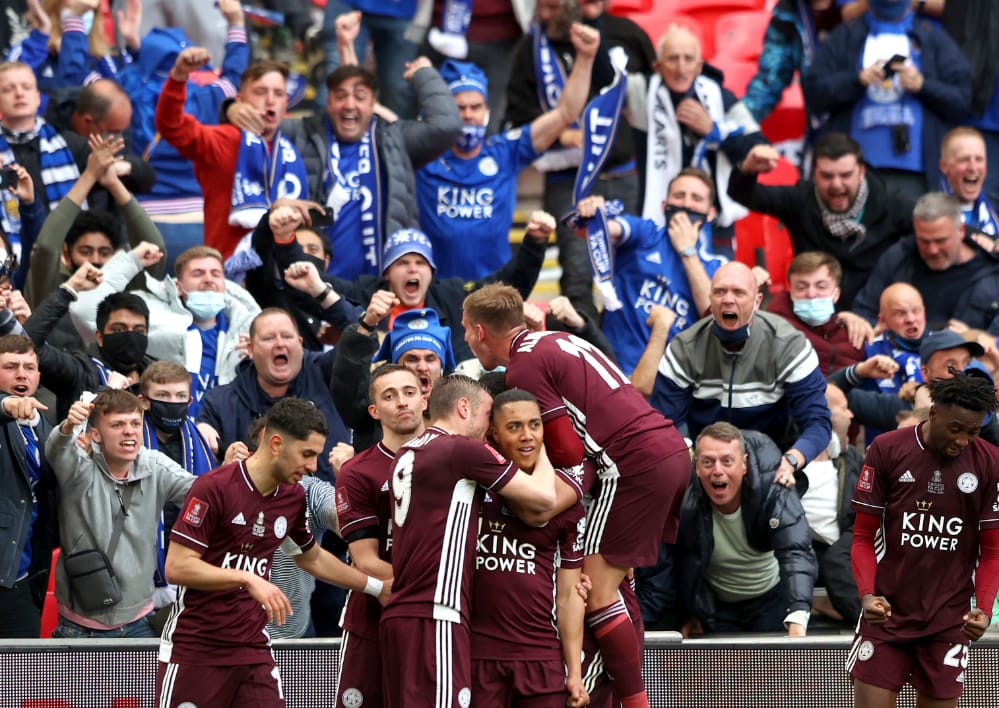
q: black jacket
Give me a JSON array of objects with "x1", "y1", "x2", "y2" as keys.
[
  {"x1": 675, "y1": 431, "x2": 817, "y2": 627},
  {"x1": 727, "y1": 165, "x2": 913, "y2": 310},
  {"x1": 0, "y1": 395, "x2": 58, "y2": 600}
]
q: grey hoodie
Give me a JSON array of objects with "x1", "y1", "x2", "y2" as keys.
[{"x1": 46, "y1": 427, "x2": 195, "y2": 627}]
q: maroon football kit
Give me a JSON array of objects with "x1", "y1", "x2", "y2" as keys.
[
  {"x1": 848, "y1": 425, "x2": 999, "y2": 697},
  {"x1": 505, "y1": 329, "x2": 690, "y2": 567},
  {"x1": 381, "y1": 426, "x2": 514, "y2": 708},
  {"x1": 156, "y1": 461, "x2": 314, "y2": 707},
  {"x1": 335, "y1": 442, "x2": 396, "y2": 708}
]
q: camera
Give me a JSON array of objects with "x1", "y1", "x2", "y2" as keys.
[{"x1": 0, "y1": 167, "x2": 17, "y2": 191}]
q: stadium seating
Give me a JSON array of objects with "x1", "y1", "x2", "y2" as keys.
[
  {"x1": 714, "y1": 10, "x2": 772, "y2": 62},
  {"x1": 735, "y1": 157, "x2": 799, "y2": 292},
  {"x1": 760, "y1": 79, "x2": 807, "y2": 145},
  {"x1": 713, "y1": 57, "x2": 759, "y2": 96},
  {"x1": 607, "y1": 0, "x2": 654, "y2": 12},
  {"x1": 618, "y1": 11, "x2": 707, "y2": 52}
]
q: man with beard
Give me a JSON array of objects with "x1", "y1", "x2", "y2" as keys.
[
  {"x1": 334, "y1": 364, "x2": 425, "y2": 708},
  {"x1": 728, "y1": 132, "x2": 913, "y2": 310}
]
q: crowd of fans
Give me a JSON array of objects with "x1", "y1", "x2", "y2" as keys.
[{"x1": 0, "y1": 0, "x2": 997, "y2": 675}]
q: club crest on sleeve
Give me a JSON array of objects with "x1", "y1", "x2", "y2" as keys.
[{"x1": 183, "y1": 497, "x2": 208, "y2": 527}]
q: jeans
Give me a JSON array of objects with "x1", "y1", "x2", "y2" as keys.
[
  {"x1": 321, "y1": 0, "x2": 418, "y2": 118},
  {"x1": 53, "y1": 613, "x2": 156, "y2": 639},
  {"x1": 703, "y1": 580, "x2": 788, "y2": 634},
  {"x1": 0, "y1": 581, "x2": 42, "y2": 638}
]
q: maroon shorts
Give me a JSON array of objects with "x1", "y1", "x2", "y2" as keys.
[
  {"x1": 337, "y1": 630, "x2": 383, "y2": 708},
  {"x1": 587, "y1": 442, "x2": 690, "y2": 568},
  {"x1": 380, "y1": 616, "x2": 471, "y2": 708},
  {"x1": 156, "y1": 660, "x2": 284, "y2": 707},
  {"x1": 471, "y1": 657, "x2": 568, "y2": 707},
  {"x1": 847, "y1": 633, "x2": 970, "y2": 700}
]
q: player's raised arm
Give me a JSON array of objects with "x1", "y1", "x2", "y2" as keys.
[{"x1": 293, "y1": 544, "x2": 393, "y2": 606}]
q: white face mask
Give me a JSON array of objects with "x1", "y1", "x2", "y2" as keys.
[{"x1": 826, "y1": 432, "x2": 842, "y2": 460}]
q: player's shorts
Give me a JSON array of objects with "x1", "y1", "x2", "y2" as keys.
[
  {"x1": 471, "y1": 657, "x2": 568, "y2": 707},
  {"x1": 337, "y1": 630, "x2": 383, "y2": 708},
  {"x1": 587, "y1": 437, "x2": 690, "y2": 567},
  {"x1": 156, "y1": 660, "x2": 285, "y2": 707},
  {"x1": 846, "y1": 633, "x2": 970, "y2": 700},
  {"x1": 380, "y1": 616, "x2": 472, "y2": 708}
]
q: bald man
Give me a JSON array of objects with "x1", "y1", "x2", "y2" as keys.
[
  {"x1": 938, "y1": 127, "x2": 998, "y2": 241},
  {"x1": 642, "y1": 27, "x2": 765, "y2": 258},
  {"x1": 651, "y1": 262, "x2": 832, "y2": 486}
]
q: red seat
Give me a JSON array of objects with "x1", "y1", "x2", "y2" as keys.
[
  {"x1": 39, "y1": 547, "x2": 60, "y2": 638},
  {"x1": 623, "y1": 12, "x2": 706, "y2": 54},
  {"x1": 607, "y1": 0, "x2": 653, "y2": 13},
  {"x1": 714, "y1": 10, "x2": 772, "y2": 62},
  {"x1": 713, "y1": 57, "x2": 759, "y2": 97},
  {"x1": 665, "y1": 0, "x2": 769, "y2": 57},
  {"x1": 758, "y1": 156, "x2": 800, "y2": 186},
  {"x1": 761, "y1": 79, "x2": 806, "y2": 145},
  {"x1": 735, "y1": 213, "x2": 793, "y2": 292}
]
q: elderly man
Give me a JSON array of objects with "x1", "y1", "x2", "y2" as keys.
[
  {"x1": 729, "y1": 132, "x2": 913, "y2": 309},
  {"x1": 938, "y1": 127, "x2": 998, "y2": 241},
  {"x1": 851, "y1": 193, "x2": 999, "y2": 329},
  {"x1": 651, "y1": 261, "x2": 832, "y2": 487},
  {"x1": 640, "y1": 27, "x2": 765, "y2": 258},
  {"x1": 676, "y1": 423, "x2": 817, "y2": 636},
  {"x1": 802, "y1": 0, "x2": 971, "y2": 202}
]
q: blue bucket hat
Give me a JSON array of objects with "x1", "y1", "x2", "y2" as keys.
[
  {"x1": 439, "y1": 60, "x2": 489, "y2": 98},
  {"x1": 375, "y1": 308, "x2": 457, "y2": 370},
  {"x1": 382, "y1": 228, "x2": 437, "y2": 273}
]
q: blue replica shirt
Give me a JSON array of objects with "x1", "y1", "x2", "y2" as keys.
[
  {"x1": 326, "y1": 139, "x2": 367, "y2": 278},
  {"x1": 189, "y1": 312, "x2": 227, "y2": 419},
  {"x1": 416, "y1": 125, "x2": 539, "y2": 279},
  {"x1": 603, "y1": 215, "x2": 727, "y2": 374}
]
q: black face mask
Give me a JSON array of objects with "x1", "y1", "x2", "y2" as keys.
[
  {"x1": 99, "y1": 331, "x2": 147, "y2": 372},
  {"x1": 302, "y1": 254, "x2": 328, "y2": 276},
  {"x1": 663, "y1": 204, "x2": 710, "y2": 228},
  {"x1": 711, "y1": 322, "x2": 751, "y2": 347},
  {"x1": 146, "y1": 399, "x2": 189, "y2": 433}
]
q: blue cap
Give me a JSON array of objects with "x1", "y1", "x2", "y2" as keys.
[
  {"x1": 918, "y1": 330, "x2": 985, "y2": 363},
  {"x1": 440, "y1": 60, "x2": 488, "y2": 98},
  {"x1": 382, "y1": 228, "x2": 436, "y2": 273},
  {"x1": 374, "y1": 308, "x2": 456, "y2": 370}
]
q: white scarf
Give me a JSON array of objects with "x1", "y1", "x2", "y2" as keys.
[{"x1": 642, "y1": 74, "x2": 751, "y2": 228}]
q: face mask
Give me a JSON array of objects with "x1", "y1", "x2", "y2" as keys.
[
  {"x1": 455, "y1": 123, "x2": 487, "y2": 153},
  {"x1": 302, "y1": 254, "x2": 327, "y2": 275},
  {"x1": 826, "y1": 432, "x2": 842, "y2": 460},
  {"x1": 146, "y1": 399, "x2": 189, "y2": 433},
  {"x1": 61, "y1": 9, "x2": 95, "y2": 34},
  {"x1": 792, "y1": 297, "x2": 836, "y2": 326},
  {"x1": 888, "y1": 331, "x2": 923, "y2": 351},
  {"x1": 185, "y1": 290, "x2": 226, "y2": 320},
  {"x1": 100, "y1": 331, "x2": 147, "y2": 372},
  {"x1": 711, "y1": 322, "x2": 750, "y2": 346},
  {"x1": 663, "y1": 204, "x2": 709, "y2": 228}
]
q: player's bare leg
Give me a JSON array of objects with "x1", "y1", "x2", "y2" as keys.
[
  {"x1": 854, "y1": 680, "x2": 898, "y2": 708},
  {"x1": 915, "y1": 694, "x2": 960, "y2": 708},
  {"x1": 583, "y1": 553, "x2": 648, "y2": 708}
]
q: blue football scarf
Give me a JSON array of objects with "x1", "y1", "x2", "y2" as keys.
[
  {"x1": 143, "y1": 417, "x2": 217, "y2": 589},
  {"x1": 324, "y1": 117, "x2": 384, "y2": 272},
  {"x1": 428, "y1": 0, "x2": 472, "y2": 59},
  {"x1": 573, "y1": 55, "x2": 627, "y2": 312},
  {"x1": 230, "y1": 130, "x2": 308, "y2": 229},
  {"x1": 0, "y1": 119, "x2": 80, "y2": 250},
  {"x1": 532, "y1": 23, "x2": 576, "y2": 128},
  {"x1": 939, "y1": 176, "x2": 999, "y2": 236}
]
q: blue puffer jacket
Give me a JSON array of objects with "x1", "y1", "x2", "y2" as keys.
[{"x1": 675, "y1": 431, "x2": 817, "y2": 628}]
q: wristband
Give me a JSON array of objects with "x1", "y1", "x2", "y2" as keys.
[
  {"x1": 363, "y1": 576, "x2": 384, "y2": 598},
  {"x1": 315, "y1": 283, "x2": 334, "y2": 302},
  {"x1": 59, "y1": 282, "x2": 79, "y2": 300}
]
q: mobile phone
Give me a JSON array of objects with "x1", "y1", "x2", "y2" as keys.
[
  {"x1": 883, "y1": 54, "x2": 907, "y2": 78},
  {"x1": 309, "y1": 209, "x2": 335, "y2": 228},
  {"x1": 0, "y1": 167, "x2": 17, "y2": 191}
]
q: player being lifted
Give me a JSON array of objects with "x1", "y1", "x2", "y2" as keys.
[
  {"x1": 463, "y1": 284, "x2": 691, "y2": 708},
  {"x1": 849, "y1": 373, "x2": 999, "y2": 708}
]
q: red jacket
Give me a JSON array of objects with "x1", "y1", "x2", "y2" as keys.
[
  {"x1": 155, "y1": 77, "x2": 243, "y2": 258},
  {"x1": 767, "y1": 291, "x2": 864, "y2": 376}
]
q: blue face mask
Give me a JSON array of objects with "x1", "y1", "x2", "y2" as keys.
[
  {"x1": 711, "y1": 321, "x2": 750, "y2": 346},
  {"x1": 455, "y1": 123, "x2": 487, "y2": 153},
  {"x1": 185, "y1": 290, "x2": 226, "y2": 320},
  {"x1": 888, "y1": 331, "x2": 923, "y2": 351},
  {"x1": 792, "y1": 297, "x2": 836, "y2": 326}
]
